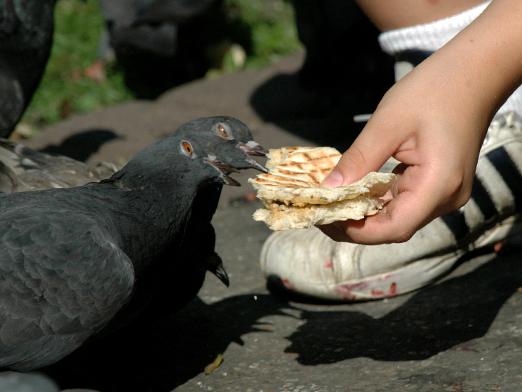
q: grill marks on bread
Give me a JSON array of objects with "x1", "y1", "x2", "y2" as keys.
[
  {"x1": 252, "y1": 147, "x2": 341, "y2": 190},
  {"x1": 249, "y1": 146, "x2": 396, "y2": 230}
]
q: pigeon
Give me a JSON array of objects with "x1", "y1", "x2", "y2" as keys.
[
  {"x1": 0, "y1": 116, "x2": 266, "y2": 371},
  {"x1": 99, "y1": 0, "x2": 226, "y2": 97},
  {"x1": 0, "y1": 138, "x2": 118, "y2": 193},
  {"x1": 0, "y1": 0, "x2": 56, "y2": 138}
]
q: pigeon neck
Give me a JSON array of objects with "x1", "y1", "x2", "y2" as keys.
[
  {"x1": 100, "y1": 169, "x2": 205, "y2": 271},
  {"x1": 110, "y1": 153, "x2": 206, "y2": 191}
]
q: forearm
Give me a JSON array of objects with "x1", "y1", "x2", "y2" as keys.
[{"x1": 418, "y1": 0, "x2": 522, "y2": 123}]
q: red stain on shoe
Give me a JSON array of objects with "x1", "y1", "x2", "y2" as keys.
[
  {"x1": 324, "y1": 259, "x2": 333, "y2": 269},
  {"x1": 388, "y1": 282, "x2": 398, "y2": 297},
  {"x1": 494, "y1": 240, "x2": 506, "y2": 253},
  {"x1": 336, "y1": 282, "x2": 369, "y2": 300},
  {"x1": 371, "y1": 288, "x2": 385, "y2": 297},
  {"x1": 281, "y1": 278, "x2": 294, "y2": 290}
]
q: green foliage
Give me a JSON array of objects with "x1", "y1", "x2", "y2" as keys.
[
  {"x1": 21, "y1": 0, "x2": 301, "y2": 129},
  {"x1": 224, "y1": 0, "x2": 301, "y2": 68},
  {"x1": 22, "y1": 0, "x2": 133, "y2": 128}
]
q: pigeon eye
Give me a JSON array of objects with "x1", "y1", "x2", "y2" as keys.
[
  {"x1": 180, "y1": 140, "x2": 194, "y2": 157},
  {"x1": 216, "y1": 123, "x2": 232, "y2": 140}
]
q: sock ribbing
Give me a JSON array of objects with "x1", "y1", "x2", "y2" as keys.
[{"x1": 378, "y1": 2, "x2": 491, "y2": 55}]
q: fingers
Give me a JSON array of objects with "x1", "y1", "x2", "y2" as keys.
[
  {"x1": 339, "y1": 190, "x2": 435, "y2": 244},
  {"x1": 324, "y1": 159, "x2": 470, "y2": 244},
  {"x1": 321, "y1": 115, "x2": 401, "y2": 187}
]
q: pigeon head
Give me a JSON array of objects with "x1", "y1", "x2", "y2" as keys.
[
  {"x1": 174, "y1": 116, "x2": 268, "y2": 186},
  {"x1": 113, "y1": 116, "x2": 266, "y2": 189}
]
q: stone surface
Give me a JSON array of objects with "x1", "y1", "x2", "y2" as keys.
[{"x1": 27, "y1": 53, "x2": 522, "y2": 391}]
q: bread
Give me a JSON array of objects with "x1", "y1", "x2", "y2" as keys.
[{"x1": 249, "y1": 147, "x2": 395, "y2": 230}]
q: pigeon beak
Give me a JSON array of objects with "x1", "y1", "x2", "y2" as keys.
[
  {"x1": 212, "y1": 263, "x2": 230, "y2": 287},
  {"x1": 205, "y1": 157, "x2": 241, "y2": 186},
  {"x1": 244, "y1": 157, "x2": 269, "y2": 173},
  {"x1": 238, "y1": 141, "x2": 267, "y2": 157},
  {"x1": 237, "y1": 142, "x2": 269, "y2": 173}
]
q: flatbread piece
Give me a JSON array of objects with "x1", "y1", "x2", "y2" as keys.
[{"x1": 249, "y1": 147, "x2": 395, "y2": 230}]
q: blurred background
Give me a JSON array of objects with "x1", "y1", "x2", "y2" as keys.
[
  {"x1": 18, "y1": 0, "x2": 302, "y2": 136},
  {"x1": 16, "y1": 0, "x2": 393, "y2": 144}
]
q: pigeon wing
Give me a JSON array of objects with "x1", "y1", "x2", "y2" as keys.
[
  {"x1": 0, "y1": 209, "x2": 135, "y2": 370},
  {"x1": 0, "y1": 139, "x2": 117, "y2": 192}
]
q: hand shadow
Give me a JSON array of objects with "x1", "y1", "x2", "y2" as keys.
[
  {"x1": 249, "y1": 1, "x2": 394, "y2": 151},
  {"x1": 42, "y1": 293, "x2": 290, "y2": 392},
  {"x1": 39, "y1": 129, "x2": 122, "y2": 162},
  {"x1": 284, "y1": 249, "x2": 522, "y2": 365}
]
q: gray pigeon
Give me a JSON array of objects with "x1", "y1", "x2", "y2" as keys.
[
  {"x1": 0, "y1": 116, "x2": 266, "y2": 371},
  {"x1": 0, "y1": 138, "x2": 118, "y2": 193},
  {"x1": 99, "y1": 0, "x2": 226, "y2": 97}
]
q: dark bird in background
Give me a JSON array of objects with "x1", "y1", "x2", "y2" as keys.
[
  {"x1": 0, "y1": 0, "x2": 56, "y2": 138},
  {"x1": 0, "y1": 116, "x2": 266, "y2": 371},
  {"x1": 100, "y1": 0, "x2": 227, "y2": 98}
]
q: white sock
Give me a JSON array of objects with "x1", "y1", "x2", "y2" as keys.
[
  {"x1": 378, "y1": 1, "x2": 522, "y2": 116},
  {"x1": 378, "y1": 2, "x2": 491, "y2": 54}
]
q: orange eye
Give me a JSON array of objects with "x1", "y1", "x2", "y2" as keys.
[
  {"x1": 217, "y1": 123, "x2": 230, "y2": 139},
  {"x1": 181, "y1": 140, "x2": 193, "y2": 157}
]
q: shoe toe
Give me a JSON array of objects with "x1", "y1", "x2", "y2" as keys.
[{"x1": 260, "y1": 227, "x2": 359, "y2": 299}]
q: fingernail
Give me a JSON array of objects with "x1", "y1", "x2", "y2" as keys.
[{"x1": 322, "y1": 170, "x2": 343, "y2": 188}]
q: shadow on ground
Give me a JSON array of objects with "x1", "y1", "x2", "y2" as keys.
[
  {"x1": 39, "y1": 129, "x2": 122, "y2": 162},
  {"x1": 43, "y1": 294, "x2": 290, "y2": 392},
  {"x1": 249, "y1": 68, "x2": 394, "y2": 152},
  {"x1": 249, "y1": 1, "x2": 394, "y2": 151},
  {"x1": 249, "y1": 73, "x2": 362, "y2": 151},
  {"x1": 285, "y1": 251, "x2": 522, "y2": 365},
  {"x1": 42, "y1": 246, "x2": 522, "y2": 391}
]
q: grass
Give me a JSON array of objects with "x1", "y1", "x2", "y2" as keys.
[
  {"x1": 22, "y1": 0, "x2": 132, "y2": 128},
  {"x1": 224, "y1": 0, "x2": 301, "y2": 68},
  {"x1": 20, "y1": 0, "x2": 301, "y2": 130}
]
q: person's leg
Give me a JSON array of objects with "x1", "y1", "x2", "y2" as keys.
[{"x1": 355, "y1": 0, "x2": 488, "y2": 30}]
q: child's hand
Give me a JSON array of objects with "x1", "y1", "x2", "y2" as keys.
[{"x1": 320, "y1": 57, "x2": 492, "y2": 244}]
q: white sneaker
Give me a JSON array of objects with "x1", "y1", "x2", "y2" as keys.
[{"x1": 260, "y1": 112, "x2": 522, "y2": 301}]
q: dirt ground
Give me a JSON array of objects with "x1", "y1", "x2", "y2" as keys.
[{"x1": 25, "y1": 53, "x2": 522, "y2": 392}]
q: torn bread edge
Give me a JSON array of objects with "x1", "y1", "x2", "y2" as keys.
[
  {"x1": 252, "y1": 195, "x2": 383, "y2": 231},
  {"x1": 251, "y1": 173, "x2": 396, "y2": 231}
]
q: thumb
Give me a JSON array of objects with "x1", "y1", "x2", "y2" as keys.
[{"x1": 321, "y1": 122, "x2": 398, "y2": 188}]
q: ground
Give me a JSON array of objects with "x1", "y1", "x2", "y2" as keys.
[{"x1": 25, "y1": 53, "x2": 522, "y2": 392}]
